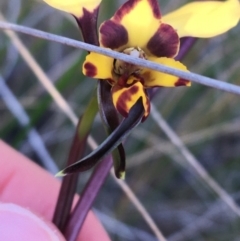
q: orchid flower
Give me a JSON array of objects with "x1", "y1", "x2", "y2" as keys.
[
  {"x1": 43, "y1": 0, "x2": 240, "y2": 177},
  {"x1": 83, "y1": 0, "x2": 240, "y2": 121},
  {"x1": 43, "y1": 0, "x2": 129, "y2": 178}
]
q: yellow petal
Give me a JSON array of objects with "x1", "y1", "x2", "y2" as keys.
[
  {"x1": 111, "y1": 0, "x2": 161, "y2": 50},
  {"x1": 82, "y1": 52, "x2": 113, "y2": 79},
  {"x1": 112, "y1": 81, "x2": 150, "y2": 120},
  {"x1": 143, "y1": 57, "x2": 190, "y2": 87},
  {"x1": 43, "y1": 0, "x2": 101, "y2": 18},
  {"x1": 162, "y1": 0, "x2": 240, "y2": 38}
]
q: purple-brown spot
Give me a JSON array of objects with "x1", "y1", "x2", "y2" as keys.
[
  {"x1": 148, "y1": 0, "x2": 161, "y2": 18},
  {"x1": 147, "y1": 23, "x2": 180, "y2": 58},
  {"x1": 174, "y1": 78, "x2": 190, "y2": 87},
  {"x1": 84, "y1": 62, "x2": 97, "y2": 77},
  {"x1": 100, "y1": 20, "x2": 128, "y2": 49},
  {"x1": 117, "y1": 74, "x2": 130, "y2": 87},
  {"x1": 129, "y1": 85, "x2": 139, "y2": 95},
  {"x1": 115, "y1": 92, "x2": 129, "y2": 118},
  {"x1": 118, "y1": 75, "x2": 140, "y2": 88}
]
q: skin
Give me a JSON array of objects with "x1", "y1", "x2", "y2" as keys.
[{"x1": 0, "y1": 140, "x2": 111, "y2": 241}]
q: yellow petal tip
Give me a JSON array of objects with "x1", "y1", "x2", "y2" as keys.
[
  {"x1": 119, "y1": 171, "x2": 125, "y2": 180},
  {"x1": 55, "y1": 170, "x2": 66, "y2": 177}
]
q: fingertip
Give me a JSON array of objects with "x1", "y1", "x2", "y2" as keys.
[{"x1": 0, "y1": 203, "x2": 66, "y2": 241}]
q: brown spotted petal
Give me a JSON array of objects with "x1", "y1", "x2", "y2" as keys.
[
  {"x1": 112, "y1": 81, "x2": 150, "y2": 121},
  {"x1": 142, "y1": 57, "x2": 190, "y2": 87},
  {"x1": 82, "y1": 52, "x2": 113, "y2": 79},
  {"x1": 147, "y1": 23, "x2": 180, "y2": 58}
]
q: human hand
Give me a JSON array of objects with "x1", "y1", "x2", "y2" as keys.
[{"x1": 0, "y1": 140, "x2": 110, "y2": 241}]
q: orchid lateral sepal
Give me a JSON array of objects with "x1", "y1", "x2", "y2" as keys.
[
  {"x1": 56, "y1": 170, "x2": 65, "y2": 177},
  {"x1": 97, "y1": 81, "x2": 120, "y2": 131},
  {"x1": 97, "y1": 81, "x2": 126, "y2": 179},
  {"x1": 55, "y1": 97, "x2": 144, "y2": 178},
  {"x1": 112, "y1": 145, "x2": 126, "y2": 179}
]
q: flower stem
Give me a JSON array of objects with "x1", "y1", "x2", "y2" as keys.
[
  {"x1": 52, "y1": 119, "x2": 85, "y2": 230},
  {"x1": 52, "y1": 94, "x2": 98, "y2": 231},
  {"x1": 64, "y1": 156, "x2": 112, "y2": 241}
]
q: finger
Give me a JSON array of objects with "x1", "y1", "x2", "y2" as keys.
[
  {"x1": 0, "y1": 140, "x2": 60, "y2": 219},
  {"x1": 0, "y1": 203, "x2": 66, "y2": 241},
  {"x1": 0, "y1": 140, "x2": 110, "y2": 241}
]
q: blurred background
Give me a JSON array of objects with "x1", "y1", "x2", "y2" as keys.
[{"x1": 1, "y1": 0, "x2": 240, "y2": 240}]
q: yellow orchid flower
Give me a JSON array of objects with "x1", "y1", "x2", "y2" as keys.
[
  {"x1": 43, "y1": 0, "x2": 102, "y2": 18},
  {"x1": 83, "y1": 0, "x2": 240, "y2": 120}
]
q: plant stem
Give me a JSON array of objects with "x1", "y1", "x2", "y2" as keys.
[
  {"x1": 52, "y1": 118, "x2": 86, "y2": 230},
  {"x1": 64, "y1": 156, "x2": 112, "y2": 241},
  {"x1": 53, "y1": 94, "x2": 98, "y2": 231}
]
